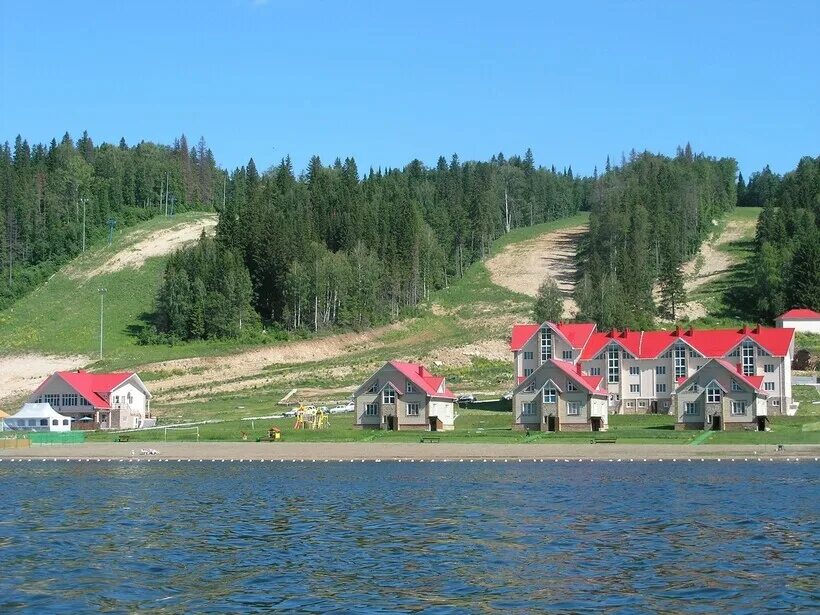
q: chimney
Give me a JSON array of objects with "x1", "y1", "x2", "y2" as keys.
[
  {"x1": 741, "y1": 324, "x2": 750, "y2": 334},
  {"x1": 607, "y1": 329, "x2": 617, "y2": 338},
  {"x1": 686, "y1": 326, "x2": 694, "y2": 336},
  {"x1": 753, "y1": 324, "x2": 761, "y2": 334},
  {"x1": 418, "y1": 365, "x2": 424, "y2": 376},
  {"x1": 576, "y1": 363, "x2": 583, "y2": 375},
  {"x1": 736, "y1": 363, "x2": 743, "y2": 374},
  {"x1": 621, "y1": 328, "x2": 630, "y2": 338},
  {"x1": 674, "y1": 325, "x2": 682, "y2": 337}
]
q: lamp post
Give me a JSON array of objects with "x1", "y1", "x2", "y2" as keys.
[{"x1": 98, "y1": 288, "x2": 107, "y2": 360}]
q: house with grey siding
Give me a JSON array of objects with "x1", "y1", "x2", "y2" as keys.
[{"x1": 354, "y1": 361, "x2": 456, "y2": 431}]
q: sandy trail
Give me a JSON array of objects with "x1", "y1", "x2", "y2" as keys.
[
  {"x1": 486, "y1": 225, "x2": 587, "y2": 318},
  {"x1": 0, "y1": 354, "x2": 90, "y2": 406},
  {"x1": 2, "y1": 441, "x2": 817, "y2": 461},
  {"x1": 68, "y1": 214, "x2": 217, "y2": 282}
]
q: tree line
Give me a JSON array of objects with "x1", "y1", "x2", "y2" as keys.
[
  {"x1": 575, "y1": 145, "x2": 738, "y2": 328},
  {"x1": 151, "y1": 151, "x2": 591, "y2": 340},
  {"x1": 0, "y1": 131, "x2": 223, "y2": 308},
  {"x1": 746, "y1": 156, "x2": 820, "y2": 320}
]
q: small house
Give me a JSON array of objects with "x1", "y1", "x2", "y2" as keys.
[
  {"x1": 3, "y1": 403, "x2": 72, "y2": 432},
  {"x1": 775, "y1": 308, "x2": 820, "y2": 334},
  {"x1": 354, "y1": 361, "x2": 456, "y2": 431}
]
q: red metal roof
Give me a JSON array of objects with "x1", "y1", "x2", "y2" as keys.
[
  {"x1": 676, "y1": 359, "x2": 766, "y2": 393},
  {"x1": 547, "y1": 359, "x2": 608, "y2": 396},
  {"x1": 510, "y1": 322, "x2": 596, "y2": 351},
  {"x1": 33, "y1": 371, "x2": 134, "y2": 409},
  {"x1": 777, "y1": 308, "x2": 820, "y2": 321},
  {"x1": 389, "y1": 361, "x2": 455, "y2": 399},
  {"x1": 579, "y1": 326, "x2": 794, "y2": 359}
]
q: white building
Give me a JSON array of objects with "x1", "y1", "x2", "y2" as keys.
[
  {"x1": 3, "y1": 403, "x2": 72, "y2": 432},
  {"x1": 30, "y1": 370, "x2": 152, "y2": 430},
  {"x1": 775, "y1": 308, "x2": 820, "y2": 334}
]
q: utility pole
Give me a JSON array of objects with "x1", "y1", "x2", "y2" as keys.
[
  {"x1": 80, "y1": 197, "x2": 88, "y2": 252},
  {"x1": 222, "y1": 173, "x2": 226, "y2": 210},
  {"x1": 98, "y1": 287, "x2": 107, "y2": 360},
  {"x1": 165, "y1": 171, "x2": 170, "y2": 216}
]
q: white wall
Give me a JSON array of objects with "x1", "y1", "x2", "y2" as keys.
[{"x1": 777, "y1": 319, "x2": 820, "y2": 334}]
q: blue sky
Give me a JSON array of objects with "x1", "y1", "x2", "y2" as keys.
[{"x1": 1, "y1": 0, "x2": 818, "y2": 176}]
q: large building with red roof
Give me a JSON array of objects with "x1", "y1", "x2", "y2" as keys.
[
  {"x1": 354, "y1": 361, "x2": 456, "y2": 431},
  {"x1": 510, "y1": 321, "x2": 798, "y2": 430},
  {"x1": 30, "y1": 370, "x2": 152, "y2": 430},
  {"x1": 776, "y1": 308, "x2": 820, "y2": 334}
]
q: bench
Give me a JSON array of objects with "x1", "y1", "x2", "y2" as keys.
[
  {"x1": 420, "y1": 436, "x2": 440, "y2": 443},
  {"x1": 590, "y1": 436, "x2": 617, "y2": 444},
  {"x1": 116, "y1": 435, "x2": 130, "y2": 443}
]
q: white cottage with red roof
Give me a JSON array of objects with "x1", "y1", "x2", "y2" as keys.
[
  {"x1": 354, "y1": 361, "x2": 456, "y2": 431},
  {"x1": 30, "y1": 370, "x2": 152, "y2": 430},
  {"x1": 511, "y1": 321, "x2": 797, "y2": 420},
  {"x1": 776, "y1": 308, "x2": 820, "y2": 334}
]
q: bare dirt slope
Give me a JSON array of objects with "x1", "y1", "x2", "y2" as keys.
[
  {"x1": 0, "y1": 354, "x2": 90, "y2": 406},
  {"x1": 486, "y1": 225, "x2": 587, "y2": 318},
  {"x1": 68, "y1": 214, "x2": 217, "y2": 282}
]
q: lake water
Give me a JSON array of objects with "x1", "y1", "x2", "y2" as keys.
[{"x1": 1, "y1": 461, "x2": 818, "y2": 613}]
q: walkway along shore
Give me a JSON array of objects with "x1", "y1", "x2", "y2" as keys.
[{"x1": 1, "y1": 442, "x2": 819, "y2": 461}]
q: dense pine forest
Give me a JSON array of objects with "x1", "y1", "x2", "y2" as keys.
[
  {"x1": 153, "y1": 152, "x2": 591, "y2": 340},
  {"x1": 575, "y1": 146, "x2": 738, "y2": 328},
  {"x1": 0, "y1": 132, "x2": 222, "y2": 308},
  {"x1": 744, "y1": 156, "x2": 820, "y2": 320}
]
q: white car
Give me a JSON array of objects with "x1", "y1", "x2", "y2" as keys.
[{"x1": 328, "y1": 402, "x2": 354, "y2": 414}]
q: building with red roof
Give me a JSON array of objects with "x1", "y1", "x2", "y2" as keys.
[
  {"x1": 510, "y1": 320, "x2": 797, "y2": 421},
  {"x1": 354, "y1": 361, "x2": 456, "y2": 431},
  {"x1": 30, "y1": 370, "x2": 152, "y2": 430},
  {"x1": 776, "y1": 308, "x2": 820, "y2": 334}
]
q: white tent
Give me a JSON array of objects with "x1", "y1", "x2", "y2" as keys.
[{"x1": 4, "y1": 403, "x2": 72, "y2": 432}]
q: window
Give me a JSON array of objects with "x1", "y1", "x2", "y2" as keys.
[
  {"x1": 365, "y1": 403, "x2": 378, "y2": 416},
  {"x1": 731, "y1": 401, "x2": 746, "y2": 415},
  {"x1": 44, "y1": 393, "x2": 60, "y2": 407},
  {"x1": 629, "y1": 384, "x2": 640, "y2": 393},
  {"x1": 51, "y1": 419, "x2": 58, "y2": 426},
  {"x1": 540, "y1": 328, "x2": 552, "y2": 362},
  {"x1": 638, "y1": 400, "x2": 647, "y2": 408},
  {"x1": 406, "y1": 381, "x2": 416, "y2": 393},
  {"x1": 764, "y1": 364, "x2": 775, "y2": 373},
  {"x1": 524, "y1": 368, "x2": 533, "y2": 377},
  {"x1": 39, "y1": 419, "x2": 48, "y2": 426},
  {"x1": 685, "y1": 402, "x2": 698, "y2": 415},
  {"x1": 367, "y1": 380, "x2": 378, "y2": 393},
  {"x1": 706, "y1": 386, "x2": 721, "y2": 403},
  {"x1": 523, "y1": 351, "x2": 533, "y2": 360},
  {"x1": 742, "y1": 341, "x2": 755, "y2": 376},
  {"x1": 688, "y1": 384, "x2": 700, "y2": 393},
  {"x1": 382, "y1": 388, "x2": 396, "y2": 404},
  {"x1": 674, "y1": 345, "x2": 687, "y2": 379},
  {"x1": 626, "y1": 401, "x2": 635, "y2": 408},
  {"x1": 566, "y1": 380, "x2": 578, "y2": 392},
  {"x1": 689, "y1": 349, "x2": 699, "y2": 358},
  {"x1": 728, "y1": 347, "x2": 741, "y2": 358},
  {"x1": 764, "y1": 382, "x2": 775, "y2": 391},
  {"x1": 608, "y1": 346, "x2": 619, "y2": 383},
  {"x1": 544, "y1": 388, "x2": 557, "y2": 403},
  {"x1": 590, "y1": 367, "x2": 601, "y2": 376},
  {"x1": 656, "y1": 383, "x2": 667, "y2": 394},
  {"x1": 62, "y1": 393, "x2": 78, "y2": 407},
  {"x1": 566, "y1": 402, "x2": 581, "y2": 416},
  {"x1": 562, "y1": 350, "x2": 573, "y2": 360},
  {"x1": 524, "y1": 380, "x2": 536, "y2": 393},
  {"x1": 406, "y1": 403, "x2": 420, "y2": 417},
  {"x1": 731, "y1": 380, "x2": 741, "y2": 392},
  {"x1": 656, "y1": 365, "x2": 666, "y2": 375},
  {"x1": 772, "y1": 399, "x2": 780, "y2": 407},
  {"x1": 629, "y1": 366, "x2": 640, "y2": 376},
  {"x1": 521, "y1": 402, "x2": 535, "y2": 416},
  {"x1": 662, "y1": 349, "x2": 673, "y2": 359},
  {"x1": 62, "y1": 419, "x2": 69, "y2": 426}
]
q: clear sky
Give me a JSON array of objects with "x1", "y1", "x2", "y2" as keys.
[{"x1": 1, "y1": 0, "x2": 818, "y2": 177}]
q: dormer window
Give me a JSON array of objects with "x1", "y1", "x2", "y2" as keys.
[
  {"x1": 525, "y1": 381, "x2": 536, "y2": 393},
  {"x1": 567, "y1": 380, "x2": 578, "y2": 392},
  {"x1": 406, "y1": 381, "x2": 416, "y2": 393},
  {"x1": 731, "y1": 380, "x2": 741, "y2": 392},
  {"x1": 382, "y1": 387, "x2": 396, "y2": 404},
  {"x1": 706, "y1": 386, "x2": 721, "y2": 404}
]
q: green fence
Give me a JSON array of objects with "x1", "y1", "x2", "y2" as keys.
[{"x1": 29, "y1": 432, "x2": 86, "y2": 445}]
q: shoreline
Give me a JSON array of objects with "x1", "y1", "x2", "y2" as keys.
[{"x1": 1, "y1": 442, "x2": 819, "y2": 461}]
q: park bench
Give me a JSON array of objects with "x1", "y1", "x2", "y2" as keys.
[
  {"x1": 590, "y1": 436, "x2": 617, "y2": 444},
  {"x1": 420, "y1": 436, "x2": 440, "y2": 443},
  {"x1": 116, "y1": 435, "x2": 130, "y2": 443}
]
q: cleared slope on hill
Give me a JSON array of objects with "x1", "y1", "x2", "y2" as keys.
[{"x1": 485, "y1": 213, "x2": 589, "y2": 318}]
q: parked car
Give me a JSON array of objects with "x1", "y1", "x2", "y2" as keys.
[
  {"x1": 328, "y1": 401, "x2": 355, "y2": 414},
  {"x1": 457, "y1": 393, "x2": 476, "y2": 404}
]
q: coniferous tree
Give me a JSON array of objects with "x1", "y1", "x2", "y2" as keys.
[{"x1": 533, "y1": 276, "x2": 564, "y2": 323}]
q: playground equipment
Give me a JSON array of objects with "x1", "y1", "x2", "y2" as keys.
[
  {"x1": 256, "y1": 426, "x2": 281, "y2": 442},
  {"x1": 311, "y1": 406, "x2": 330, "y2": 430},
  {"x1": 292, "y1": 404, "x2": 329, "y2": 430}
]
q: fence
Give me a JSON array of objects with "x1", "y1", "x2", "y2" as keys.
[
  {"x1": 0, "y1": 436, "x2": 31, "y2": 449},
  {"x1": 29, "y1": 432, "x2": 86, "y2": 446}
]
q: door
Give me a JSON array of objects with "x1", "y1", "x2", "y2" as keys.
[
  {"x1": 591, "y1": 417, "x2": 602, "y2": 432},
  {"x1": 711, "y1": 415, "x2": 721, "y2": 431},
  {"x1": 547, "y1": 415, "x2": 556, "y2": 432},
  {"x1": 756, "y1": 416, "x2": 766, "y2": 431},
  {"x1": 428, "y1": 417, "x2": 438, "y2": 432},
  {"x1": 386, "y1": 415, "x2": 395, "y2": 431}
]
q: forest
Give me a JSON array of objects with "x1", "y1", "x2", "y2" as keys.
[{"x1": 0, "y1": 132, "x2": 223, "y2": 308}]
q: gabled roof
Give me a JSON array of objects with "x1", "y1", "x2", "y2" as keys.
[
  {"x1": 32, "y1": 371, "x2": 144, "y2": 409},
  {"x1": 675, "y1": 359, "x2": 766, "y2": 394},
  {"x1": 547, "y1": 359, "x2": 607, "y2": 395},
  {"x1": 10, "y1": 403, "x2": 71, "y2": 420},
  {"x1": 510, "y1": 322, "x2": 597, "y2": 351},
  {"x1": 579, "y1": 325, "x2": 794, "y2": 359},
  {"x1": 388, "y1": 361, "x2": 455, "y2": 399},
  {"x1": 777, "y1": 308, "x2": 820, "y2": 321}
]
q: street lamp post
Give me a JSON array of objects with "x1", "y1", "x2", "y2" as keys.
[{"x1": 98, "y1": 288, "x2": 107, "y2": 360}]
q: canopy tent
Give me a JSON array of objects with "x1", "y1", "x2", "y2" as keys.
[{"x1": 3, "y1": 403, "x2": 72, "y2": 432}]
